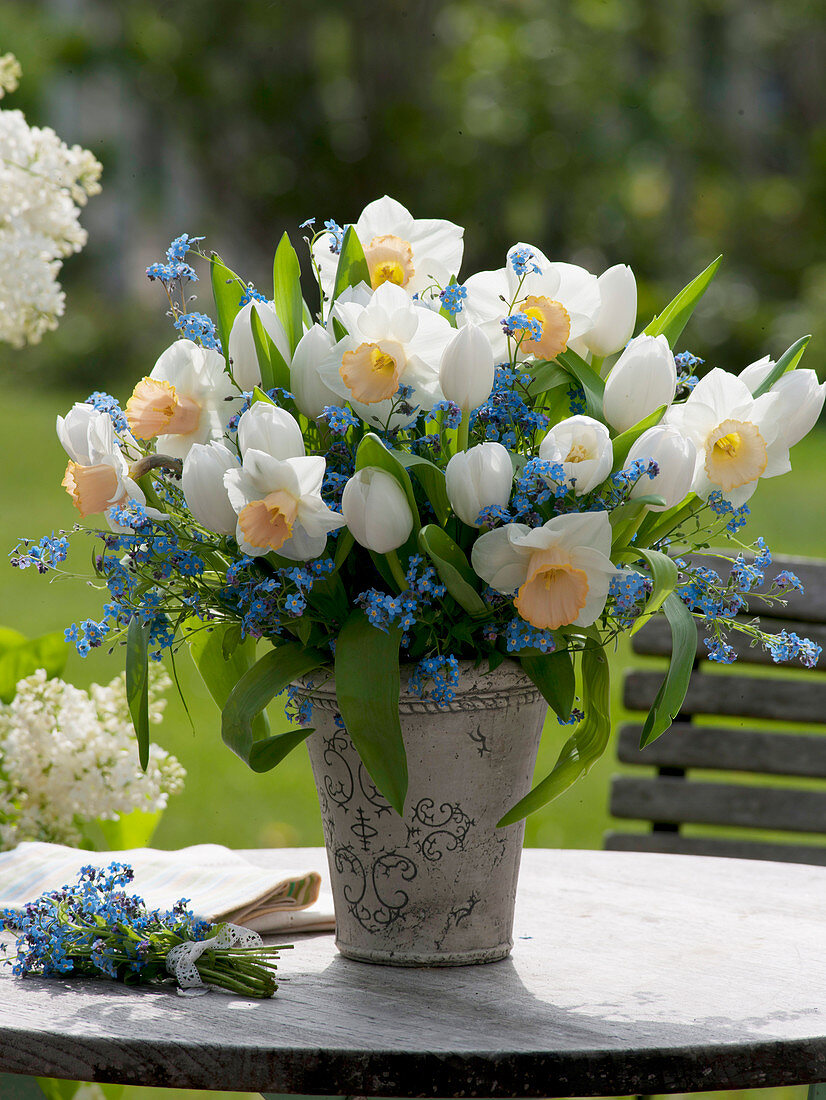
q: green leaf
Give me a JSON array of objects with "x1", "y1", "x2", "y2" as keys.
[
  {"x1": 525, "y1": 359, "x2": 570, "y2": 397},
  {"x1": 610, "y1": 405, "x2": 667, "y2": 469},
  {"x1": 636, "y1": 493, "x2": 702, "y2": 547},
  {"x1": 644, "y1": 255, "x2": 722, "y2": 347},
  {"x1": 392, "y1": 450, "x2": 450, "y2": 525},
  {"x1": 418, "y1": 524, "x2": 488, "y2": 617},
  {"x1": 355, "y1": 432, "x2": 420, "y2": 527},
  {"x1": 619, "y1": 546, "x2": 679, "y2": 634},
  {"x1": 751, "y1": 334, "x2": 811, "y2": 399},
  {"x1": 250, "y1": 305, "x2": 291, "y2": 392},
  {"x1": 520, "y1": 647, "x2": 575, "y2": 721},
  {"x1": 332, "y1": 226, "x2": 370, "y2": 301},
  {"x1": 272, "y1": 231, "x2": 304, "y2": 355},
  {"x1": 499, "y1": 640, "x2": 611, "y2": 825},
  {"x1": 210, "y1": 254, "x2": 246, "y2": 358},
  {"x1": 221, "y1": 623, "x2": 243, "y2": 660},
  {"x1": 0, "y1": 631, "x2": 68, "y2": 703},
  {"x1": 335, "y1": 611, "x2": 407, "y2": 814},
  {"x1": 184, "y1": 620, "x2": 272, "y2": 745},
  {"x1": 222, "y1": 643, "x2": 327, "y2": 772},
  {"x1": 638, "y1": 591, "x2": 698, "y2": 748},
  {"x1": 556, "y1": 348, "x2": 605, "y2": 418},
  {"x1": 126, "y1": 617, "x2": 150, "y2": 771}
]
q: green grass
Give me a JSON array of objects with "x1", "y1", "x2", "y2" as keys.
[{"x1": 2, "y1": 382, "x2": 824, "y2": 1100}]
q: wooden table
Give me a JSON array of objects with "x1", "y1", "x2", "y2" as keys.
[{"x1": 1, "y1": 847, "x2": 826, "y2": 1097}]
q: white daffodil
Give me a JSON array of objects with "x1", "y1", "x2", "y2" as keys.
[
  {"x1": 341, "y1": 468, "x2": 414, "y2": 553},
  {"x1": 627, "y1": 425, "x2": 697, "y2": 511},
  {"x1": 318, "y1": 280, "x2": 454, "y2": 428},
  {"x1": 236, "y1": 401, "x2": 305, "y2": 461},
  {"x1": 462, "y1": 243, "x2": 601, "y2": 363},
  {"x1": 602, "y1": 334, "x2": 677, "y2": 434},
  {"x1": 665, "y1": 368, "x2": 790, "y2": 507},
  {"x1": 224, "y1": 449, "x2": 345, "y2": 560},
  {"x1": 312, "y1": 195, "x2": 464, "y2": 301},
  {"x1": 228, "y1": 299, "x2": 293, "y2": 391},
  {"x1": 739, "y1": 357, "x2": 826, "y2": 449},
  {"x1": 445, "y1": 442, "x2": 513, "y2": 527},
  {"x1": 582, "y1": 264, "x2": 637, "y2": 358},
  {"x1": 125, "y1": 339, "x2": 239, "y2": 461},
  {"x1": 57, "y1": 404, "x2": 145, "y2": 520},
  {"x1": 471, "y1": 512, "x2": 616, "y2": 631},
  {"x1": 538, "y1": 415, "x2": 613, "y2": 496},
  {"x1": 181, "y1": 441, "x2": 239, "y2": 535}
]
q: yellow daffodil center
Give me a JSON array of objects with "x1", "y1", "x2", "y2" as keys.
[
  {"x1": 363, "y1": 234, "x2": 415, "y2": 289},
  {"x1": 514, "y1": 548, "x2": 589, "y2": 630},
  {"x1": 340, "y1": 341, "x2": 403, "y2": 404},
  {"x1": 61, "y1": 461, "x2": 124, "y2": 517},
  {"x1": 238, "y1": 490, "x2": 299, "y2": 551},
  {"x1": 565, "y1": 443, "x2": 590, "y2": 463},
  {"x1": 518, "y1": 295, "x2": 571, "y2": 360},
  {"x1": 704, "y1": 418, "x2": 767, "y2": 491},
  {"x1": 125, "y1": 377, "x2": 201, "y2": 439}
]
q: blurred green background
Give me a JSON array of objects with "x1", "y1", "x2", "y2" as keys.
[{"x1": 1, "y1": 1, "x2": 825, "y2": 1099}]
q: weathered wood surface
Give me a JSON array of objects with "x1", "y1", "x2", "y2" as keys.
[
  {"x1": 617, "y1": 722, "x2": 826, "y2": 777},
  {"x1": 624, "y1": 670, "x2": 826, "y2": 723},
  {"x1": 631, "y1": 615, "x2": 826, "y2": 667},
  {"x1": 605, "y1": 831, "x2": 826, "y2": 865},
  {"x1": 3, "y1": 848, "x2": 826, "y2": 1095}
]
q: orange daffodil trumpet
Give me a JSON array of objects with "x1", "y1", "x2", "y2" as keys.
[
  {"x1": 57, "y1": 405, "x2": 146, "y2": 524},
  {"x1": 472, "y1": 513, "x2": 617, "y2": 631}
]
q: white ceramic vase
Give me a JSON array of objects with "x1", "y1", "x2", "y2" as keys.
[{"x1": 301, "y1": 660, "x2": 548, "y2": 966}]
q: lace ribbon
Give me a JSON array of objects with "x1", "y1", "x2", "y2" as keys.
[{"x1": 165, "y1": 921, "x2": 264, "y2": 997}]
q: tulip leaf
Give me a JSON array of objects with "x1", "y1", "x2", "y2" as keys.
[
  {"x1": 638, "y1": 591, "x2": 698, "y2": 748},
  {"x1": 332, "y1": 226, "x2": 370, "y2": 301},
  {"x1": 335, "y1": 611, "x2": 407, "y2": 814},
  {"x1": 222, "y1": 642, "x2": 327, "y2": 772},
  {"x1": 609, "y1": 497, "x2": 666, "y2": 550},
  {"x1": 526, "y1": 359, "x2": 570, "y2": 397},
  {"x1": 751, "y1": 334, "x2": 811, "y2": 399},
  {"x1": 272, "y1": 231, "x2": 304, "y2": 356},
  {"x1": 126, "y1": 616, "x2": 151, "y2": 771},
  {"x1": 210, "y1": 253, "x2": 247, "y2": 362},
  {"x1": 418, "y1": 524, "x2": 488, "y2": 617},
  {"x1": 617, "y1": 546, "x2": 679, "y2": 634},
  {"x1": 499, "y1": 639, "x2": 611, "y2": 825},
  {"x1": 355, "y1": 432, "x2": 420, "y2": 528},
  {"x1": 610, "y1": 404, "x2": 667, "y2": 470},
  {"x1": 643, "y1": 255, "x2": 722, "y2": 347},
  {"x1": 392, "y1": 450, "x2": 450, "y2": 525},
  {"x1": 636, "y1": 493, "x2": 703, "y2": 547},
  {"x1": 0, "y1": 630, "x2": 69, "y2": 704},
  {"x1": 556, "y1": 348, "x2": 604, "y2": 418},
  {"x1": 250, "y1": 305, "x2": 292, "y2": 393},
  {"x1": 520, "y1": 646, "x2": 575, "y2": 721}
]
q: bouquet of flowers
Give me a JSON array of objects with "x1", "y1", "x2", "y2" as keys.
[{"x1": 22, "y1": 196, "x2": 824, "y2": 822}]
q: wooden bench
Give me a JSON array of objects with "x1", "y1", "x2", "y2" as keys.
[{"x1": 606, "y1": 554, "x2": 826, "y2": 865}]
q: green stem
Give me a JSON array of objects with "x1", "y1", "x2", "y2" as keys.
[
  {"x1": 385, "y1": 549, "x2": 409, "y2": 592},
  {"x1": 457, "y1": 409, "x2": 470, "y2": 453},
  {"x1": 591, "y1": 354, "x2": 606, "y2": 377}
]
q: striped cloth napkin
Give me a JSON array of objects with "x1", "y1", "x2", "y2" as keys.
[{"x1": 0, "y1": 842, "x2": 335, "y2": 934}]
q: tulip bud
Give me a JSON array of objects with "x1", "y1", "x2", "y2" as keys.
[
  {"x1": 627, "y1": 425, "x2": 697, "y2": 511},
  {"x1": 237, "y1": 401, "x2": 305, "y2": 460},
  {"x1": 602, "y1": 334, "x2": 677, "y2": 433},
  {"x1": 583, "y1": 264, "x2": 637, "y2": 358},
  {"x1": 538, "y1": 415, "x2": 613, "y2": 496},
  {"x1": 182, "y1": 442, "x2": 239, "y2": 534},
  {"x1": 228, "y1": 299, "x2": 292, "y2": 391},
  {"x1": 439, "y1": 324, "x2": 495, "y2": 411},
  {"x1": 341, "y1": 467, "x2": 414, "y2": 553},
  {"x1": 290, "y1": 324, "x2": 346, "y2": 419},
  {"x1": 446, "y1": 442, "x2": 513, "y2": 527}
]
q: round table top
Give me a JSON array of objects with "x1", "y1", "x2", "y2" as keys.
[{"x1": 2, "y1": 846, "x2": 826, "y2": 1096}]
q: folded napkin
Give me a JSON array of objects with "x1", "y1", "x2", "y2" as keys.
[{"x1": 0, "y1": 841, "x2": 335, "y2": 935}]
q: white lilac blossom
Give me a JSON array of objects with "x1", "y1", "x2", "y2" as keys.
[
  {"x1": 538, "y1": 415, "x2": 613, "y2": 496},
  {"x1": 0, "y1": 62, "x2": 101, "y2": 346},
  {"x1": 0, "y1": 668, "x2": 184, "y2": 851},
  {"x1": 445, "y1": 443, "x2": 513, "y2": 527},
  {"x1": 602, "y1": 334, "x2": 678, "y2": 433},
  {"x1": 341, "y1": 467, "x2": 414, "y2": 553}
]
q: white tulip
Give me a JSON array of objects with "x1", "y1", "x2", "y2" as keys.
[
  {"x1": 583, "y1": 264, "x2": 637, "y2": 357},
  {"x1": 446, "y1": 443, "x2": 513, "y2": 527},
  {"x1": 290, "y1": 324, "x2": 346, "y2": 419},
  {"x1": 182, "y1": 442, "x2": 239, "y2": 535},
  {"x1": 439, "y1": 324, "x2": 495, "y2": 411},
  {"x1": 627, "y1": 425, "x2": 697, "y2": 511},
  {"x1": 471, "y1": 512, "x2": 616, "y2": 630},
  {"x1": 740, "y1": 359, "x2": 825, "y2": 449},
  {"x1": 228, "y1": 299, "x2": 292, "y2": 391},
  {"x1": 602, "y1": 333, "x2": 677, "y2": 433},
  {"x1": 236, "y1": 401, "x2": 305, "y2": 461},
  {"x1": 341, "y1": 467, "x2": 414, "y2": 553},
  {"x1": 538, "y1": 415, "x2": 613, "y2": 495}
]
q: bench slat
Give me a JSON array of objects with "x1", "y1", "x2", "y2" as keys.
[
  {"x1": 617, "y1": 723, "x2": 826, "y2": 777},
  {"x1": 624, "y1": 670, "x2": 826, "y2": 723},
  {"x1": 610, "y1": 775, "x2": 826, "y2": 833},
  {"x1": 604, "y1": 831, "x2": 826, "y2": 865},
  {"x1": 631, "y1": 616, "x2": 826, "y2": 667}
]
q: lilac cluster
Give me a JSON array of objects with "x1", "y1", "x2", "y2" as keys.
[
  {"x1": 84, "y1": 391, "x2": 129, "y2": 433},
  {"x1": 173, "y1": 311, "x2": 222, "y2": 352},
  {"x1": 509, "y1": 247, "x2": 541, "y2": 277},
  {"x1": 439, "y1": 283, "x2": 467, "y2": 316},
  {"x1": 9, "y1": 533, "x2": 69, "y2": 573},
  {"x1": 408, "y1": 654, "x2": 460, "y2": 707},
  {"x1": 471, "y1": 365, "x2": 548, "y2": 448},
  {"x1": 145, "y1": 234, "x2": 201, "y2": 285}
]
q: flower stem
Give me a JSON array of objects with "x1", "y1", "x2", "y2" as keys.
[
  {"x1": 385, "y1": 550, "x2": 409, "y2": 592},
  {"x1": 457, "y1": 409, "x2": 470, "y2": 453}
]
